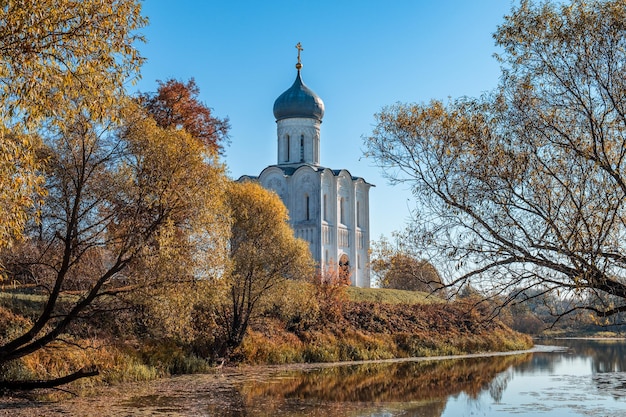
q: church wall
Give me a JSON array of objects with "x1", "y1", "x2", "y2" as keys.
[
  {"x1": 337, "y1": 172, "x2": 352, "y2": 230},
  {"x1": 257, "y1": 167, "x2": 371, "y2": 287},
  {"x1": 259, "y1": 168, "x2": 288, "y2": 202},
  {"x1": 289, "y1": 167, "x2": 321, "y2": 261},
  {"x1": 276, "y1": 118, "x2": 321, "y2": 166},
  {"x1": 320, "y1": 170, "x2": 337, "y2": 270},
  {"x1": 335, "y1": 171, "x2": 355, "y2": 286},
  {"x1": 354, "y1": 180, "x2": 372, "y2": 287}
]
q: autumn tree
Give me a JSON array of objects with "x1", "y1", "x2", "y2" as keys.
[
  {"x1": 218, "y1": 181, "x2": 314, "y2": 354},
  {"x1": 371, "y1": 236, "x2": 444, "y2": 293},
  {"x1": 365, "y1": 0, "x2": 626, "y2": 322},
  {"x1": 0, "y1": 0, "x2": 145, "y2": 248},
  {"x1": 0, "y1": 99, "x2": 228, "y2": 389},
  {"x1": 138, "y1": 78, "x2": 230, "y2": 154}
]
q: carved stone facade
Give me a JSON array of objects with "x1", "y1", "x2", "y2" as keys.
[{"x1": 250, "y1": 165, "x2": 372, "y2": 287}]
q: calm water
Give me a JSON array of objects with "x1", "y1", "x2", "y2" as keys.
[{"x1": 4, "y1": 339, "x2": 626, "y2": 416}]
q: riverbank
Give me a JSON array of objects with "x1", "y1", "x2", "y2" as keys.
[
  {"x1": 234, "y1": 343, "x2": 564, "y2": 374},
  {"x1": 1, "y1": 345, "x2": 564, "y2": 417},
  {"x1": 237, "y1": 298, "x2": 533, "y2": 365},
  {"x1": 0, "y1": 283, "x2": 532, "y2": 393}
]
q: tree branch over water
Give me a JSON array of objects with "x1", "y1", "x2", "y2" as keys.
[{"x1": 365, "y1": 0, "x2": 626, "y2": 320}]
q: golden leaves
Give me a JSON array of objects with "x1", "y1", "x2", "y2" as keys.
[
  {"x1": 0, "y1": 127, "x2": 45, "y2": 247},
  {"x1": 0, "y1": 0, "x2": 146, "y2": 128},
  {"x1": 226, "y1": 180, "x2": 314, "y2": 283},
  {"x1": 0, "y1": 0, "x2": 146, "y2": 247}
]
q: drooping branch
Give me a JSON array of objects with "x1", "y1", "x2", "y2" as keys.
[{"x1": 0, "y1": 366, "x2": 99, "y2": 391}]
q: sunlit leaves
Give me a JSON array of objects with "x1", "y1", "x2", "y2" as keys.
[
  {"x1": 138, "y1": 78, "x2": 230, "y2": 155},
  {"x1": 220, "y1": 181, "x2": 314, "y2": 349},
  {"x1": 0, "y1": 98, "x2": 230, "y2": 366},
  {"x1": 0, "y1": 129, "x2": 44, "y2": 247},
  {"x1": 0, "y1": 0, "x2": 145, "y2": 248},
  {"x1": 0, "y1": 0, "x2": 146, "y2": 127}
]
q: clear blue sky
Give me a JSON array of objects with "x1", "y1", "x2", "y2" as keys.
[{"x1": 134, "y1": 0, "x2": 517, "y2": 240}]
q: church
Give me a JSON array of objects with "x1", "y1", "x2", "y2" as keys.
[{"x1": 240, "y1": 44, "x2": 373, "y2": 287}]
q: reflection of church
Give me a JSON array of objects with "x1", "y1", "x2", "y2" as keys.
[{"x1": 240, "y1": 44, "x2": 373, "y2": 287}]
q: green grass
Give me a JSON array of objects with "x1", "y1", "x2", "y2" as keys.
[
  {"x1": 0, "y1": 290, "x2": 48, "y2": 302},
  {"x1": 0, "y1": 290, "x2": 48, "y2": 320},
  {"x1": 346, "y1": 287, "x2": 444, "y2": 305}
]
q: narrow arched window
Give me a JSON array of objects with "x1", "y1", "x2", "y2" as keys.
[
  {"x1": 356, "y1": 201, "x2": 361, "y2": 227},
  {"x1": 305, "y1": 194, "x2": 310, "y2": 221},
  {"x1": 300, "y1": 134, "x2": 304, "y2": 162},
  {"x1": 286, "y1": 135, "x2": 290, "y2": 162},
  {"x1": 323, "y1": 194, "x2": 328, "y2": 221},
  {"x1": 340, "y1": 197, "x2": 345, "y2": 224}
]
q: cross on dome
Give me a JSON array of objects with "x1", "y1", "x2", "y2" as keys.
[{"x1": 295, "y1": 42, "x2": 303, "y2": 70}]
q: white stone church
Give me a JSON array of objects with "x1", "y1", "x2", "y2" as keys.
[{"x1": 240, "y1": 45, "x2": 373, "y2": 287}]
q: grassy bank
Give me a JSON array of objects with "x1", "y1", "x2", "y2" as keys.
[
  {"x1": 0, "y1": 282, "x2": 532, "y2": 391},
  {"x1": 346, "y1": 286, "x2": 444, "y2": 305},
  {"x1": 238, "y1": 296, "x2": 532, "y2": 365}
]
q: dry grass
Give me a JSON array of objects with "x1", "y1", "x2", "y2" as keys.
[
  {"x1": 347, "y1": 286, "x2": 444, "y2": 305},
  {"x1": 241, "y1": 295, "x2": 533, "y2": 365}
]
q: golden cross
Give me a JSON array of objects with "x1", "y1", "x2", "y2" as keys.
[{"x1": 296, "y1": 42, "x2": 303, "y2": 65}]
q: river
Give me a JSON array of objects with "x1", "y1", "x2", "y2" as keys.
[{"x1": 2, "y1": 339, "x2": 626, "y2": 416}]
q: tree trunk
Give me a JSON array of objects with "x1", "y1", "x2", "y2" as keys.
[{"x1": 0, "y1": 367, "x2": 99, "y2": 391}]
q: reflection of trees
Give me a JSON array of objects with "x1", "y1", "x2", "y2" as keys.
[
  {"x1": 581, "y1": 340, "x2": 626, "y2": 374},
  {"x1": 517, "y1": 340, "x2": 626, "y2": 401},
  {"x1": 234, "y1": 354, "x2": 531, "y2": 417},
  {"x1": 514, "y1": 353, "x2": 558, "y2": 375},
  {"x1": 567, "y1": 339, "x2": 626, "y2": 401},
  {"x1": 533, "y1": 339, "x2": 626, "y2": 374}
]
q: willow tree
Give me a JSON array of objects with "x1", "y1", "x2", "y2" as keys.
[
  {"x1": 0, "y1": 0, "x2": 145, "y2": 248},
  {"x1": 219, "y1": 181, "x2": 314, "y2": 353},
  {"x1": 0, "y1": 100, "x2": 229, "y2": 389},
  {"x1": 365, "y1": 0, "x2": 626, "y2": 322}
]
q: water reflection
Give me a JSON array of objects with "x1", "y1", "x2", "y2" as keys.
[
  {"x1": 7, "y1": 340, "x2": 626, "y2": 416},
  {"x1": 201, "y1": 341, "x2": 626, "y2": 416},
  {"x1": 441, "y1": 339, "x2": 626, "y2": 417},
  {"x1": 551, "y1": 338, "x2": 626, "y2": 373},
  {"x1": 202, "y1": 354, "x2": 531, "y2": 417},
  {"x1": 543, "y1": 339, "x2": 626, "y2": 403}
]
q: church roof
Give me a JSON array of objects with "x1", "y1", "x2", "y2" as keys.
[
  {"x1": 273, "y1": 69, "x2": 325, "y2": 122},
  {"x1": 257, "y1": 164, "x2": 374, "y2": 186}
]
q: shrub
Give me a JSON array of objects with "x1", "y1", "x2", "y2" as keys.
[
  {"x1": 309, "y1": 268, "x2": 349, "y2": 323},
  {"x1": 261, "y1": 280, "x2": 321, "y2": 333}
]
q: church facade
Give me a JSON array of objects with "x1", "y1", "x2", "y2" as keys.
[{"x1": 240, "y1": 45, "x2": 373, "y2": 287}]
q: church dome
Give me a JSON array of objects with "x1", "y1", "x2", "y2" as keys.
[{"x1": 273, "y1": 70, "x2": 325, "y2": 122}]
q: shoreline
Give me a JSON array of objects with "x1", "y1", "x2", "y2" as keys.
[
  {"x1": 234, "y1": 344, "x2": 566, "y2": 373},
  {"x1": 552, "y1": 336, "x2": 626, "y2": 340},
  {"x1": 1, "y1": 345, "x2": 563, "y2": 416}
]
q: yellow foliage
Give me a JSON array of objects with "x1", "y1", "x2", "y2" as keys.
[
  {"x1": 112, "y1": 108, "x2": 230, "y2": 342},
  {"x1": 226, "y1": 180, "x2": 314, "y2": 284},
  {"x1": 0, "y1": 128, "x2": 45, "y2": 248},
  {"x1": 0, "y1": 0, "x2": 145, "y2": 248},
  {"x1": 0, "y1": 0, "x2": 146, "y2": 127},
  {"x1": 220, "y1": 180, "x2": 315, "y2": 349}
]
